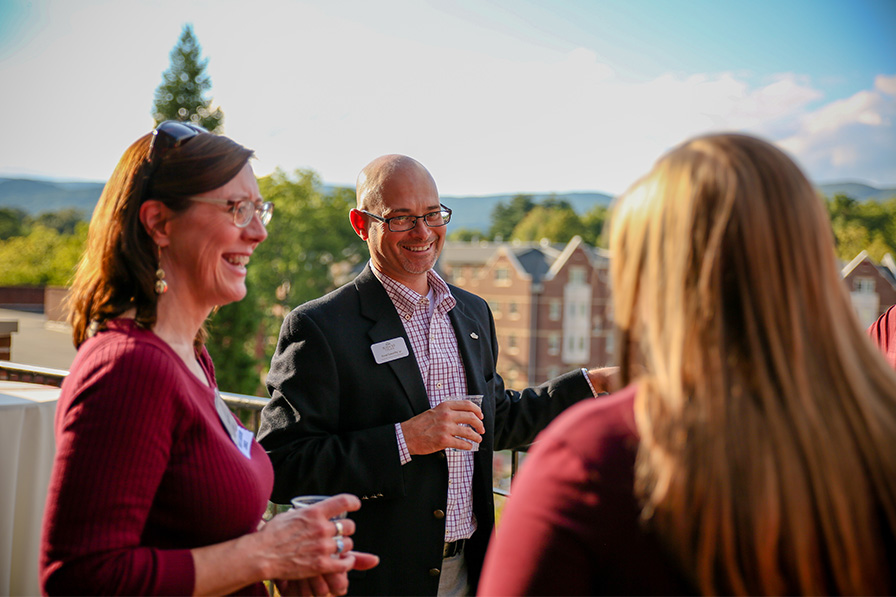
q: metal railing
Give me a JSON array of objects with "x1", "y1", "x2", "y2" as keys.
[{"x1": 0, "y1": 361, "x2": 521, "y2": 500}]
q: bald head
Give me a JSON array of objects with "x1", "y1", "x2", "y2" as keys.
[{"x1": 356, "y1": 154, "x2": 437, "y2": 211}]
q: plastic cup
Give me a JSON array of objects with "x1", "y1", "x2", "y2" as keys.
[
  {"x1": 445, "y1": 394, "x2": 483, "y2": 451},
  {"x1": 290, "y1": 495, "x2": 347, "y2": 519}
]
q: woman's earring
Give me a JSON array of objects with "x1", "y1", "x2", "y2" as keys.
[{"x1": 155, "y1": 247, "x2": 168, "y2": 295}]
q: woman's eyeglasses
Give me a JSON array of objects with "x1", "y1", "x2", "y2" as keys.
[
  {"x1": 144, "y1": 122, "x2": 275, "y2": 227},
  {"x1": 189, "y1": 196, "x2": 274, "y2": 228}
]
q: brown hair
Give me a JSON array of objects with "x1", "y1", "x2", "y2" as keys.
[
  {"x1": 67, "y1": 130, "x2": 254, "y2": 348},
  {"x1": 610, "y1": 133, "x2": 896, "y2": 594}
]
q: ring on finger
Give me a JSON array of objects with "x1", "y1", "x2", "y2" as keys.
[
  {"x1": 333, "y1": 519, "x2": 344, "y2": 537},
  {"x1": 335, "y1": 536, "x2": 345, "y2": 555}
]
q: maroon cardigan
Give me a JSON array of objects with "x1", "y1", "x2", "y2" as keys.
[
  {"x1": 40, "y1": 319, "x2": 274, "y2": 595},
  {"x1": 868, "y1": 304, "x2": 896, "y2": 370},
  {"x1": 478, "y1": 386, "x2": 693, "y2": 596}
]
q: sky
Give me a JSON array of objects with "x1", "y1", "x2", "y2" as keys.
[{"x1": 0, "y1": 0, "x2": 894, "y2": 196}]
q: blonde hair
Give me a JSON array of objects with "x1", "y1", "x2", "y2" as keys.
[{"x1": 609, "y1": 133, "x2": 896, "y2": 594}]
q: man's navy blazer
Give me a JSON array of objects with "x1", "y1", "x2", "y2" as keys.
[{"x1": 258, "y1": 264, "x2": 591, "y2": 596}]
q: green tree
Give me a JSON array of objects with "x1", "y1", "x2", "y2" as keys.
[
  {"x1": 0, "y1": 207, "x2": 27, "y2": 239},
  {"x1": 32, "y1": 208, "x2": 86, "y2": 235},
  {"x1": 152, "y1": 24, "x2": 224, "y2": 131},
  {"x1": 826, "y1": 194, "x2": 896, "y2": 262},
  {"x1": 206, "y1": 282, "x2": 267, "y2": 396},
  {"x1": 448, "y1": 228, "x2": 487, "y2": 242},
  {"x1": 582, "y1": 203, "x2": 610, "y2": 248},
  {"x1": 489, "y1": 194, "x2": 535, "y2": 240},
  {"x1": 253, "y1": 170, "x2": 364, "y2": 322},
  {"x1": 204, "y1": 170, "x2": 364, "y2": 395},
  {"x1": 0, "y1": 223, "x2": 86, "y2": 286},
  {"x1": 511, "y1": 204, "x2": 586, "y2": 243}
]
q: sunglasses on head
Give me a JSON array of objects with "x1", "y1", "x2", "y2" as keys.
[
  {"x1": 143, "y1": 120, "x2": 208, "y2": 198},
  {"x1": 147, "y1": 120, "x2": 208, "y2": 164}
]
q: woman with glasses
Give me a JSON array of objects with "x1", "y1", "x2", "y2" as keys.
[
  {"x1": 40, "y1": 121, "x2": 377, "y2": 595},
  {"x1": 478, "y1": 133, "x2": 896, "y2": 595}
]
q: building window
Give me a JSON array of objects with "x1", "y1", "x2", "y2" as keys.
[
  {"x1": 495, "y1": 267, "x2": 511, "y2": 285},
  {"x1": 489, "y1": 300, "x2": 501, "y2": 317},
  {"x1": 507, "y1": 334, "x2": 518, "y2": 353},
  {"x1": 548, "y1": 334, "x2": 560, "y2": 355},
  {"x1": 569, "y1": 266, "x2": 586, "y2": 285},
  {"x1": 854, "y1": 277, "x2": 875, "y2": 294},
  {"x1": 509, "y1": 301, "x2": 519, "y2": 318},
  {"x1": 549, "y1": 299, "x2": 561, "y2": 321}
]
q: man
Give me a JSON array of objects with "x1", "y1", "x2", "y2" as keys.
[
  {"x1": 257, "y1": 155, "x2": 615, "y2": 596},
  {"x1": 868, "y1": 304, "x2": 896, "y2": 369}
]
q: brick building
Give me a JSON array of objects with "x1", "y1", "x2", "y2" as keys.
[
  {"x1": 438, "y1": 237, "x2": 612, "y2": 387},
  {"x1": 440, "y1": 242, "x2": 896, "y2": 388},
  {"x1": 841, "y1": 251, "x2": 896, "y2": 328}
]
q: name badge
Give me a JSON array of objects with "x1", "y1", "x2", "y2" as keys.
[
  {"x1": 215, "y1": 389, "x2": 253, "y2": 459},
  {"x1": 235, "y1": 427, "x2": 254, "y2": 459},
  {"x1": 371, "y1": 337, "x2": 410, "y2": 364}
]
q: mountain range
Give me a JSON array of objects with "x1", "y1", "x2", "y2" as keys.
[{"x1": 1, "y1": 177, "x2": 894, "y2": 232}]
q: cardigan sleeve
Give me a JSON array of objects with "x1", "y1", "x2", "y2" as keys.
[
  {"x1": 868, "y1": 305, "x2": 896, "y2": 370},
  {"x1": 41, "y1": 341, "x2": 195, "y2": 596}
]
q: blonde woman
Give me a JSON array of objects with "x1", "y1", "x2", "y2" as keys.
[{"x1": 479, "y1": 133, "x2": 896, "y2": 595}]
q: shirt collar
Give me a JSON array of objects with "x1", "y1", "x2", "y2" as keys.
[{"x1": 371, "y1": 264, "x2": 456, "y2": 319}]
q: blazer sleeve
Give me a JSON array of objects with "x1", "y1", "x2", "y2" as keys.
[
  {"x1": 258, "y1": 309, "x2": 407, "y2": 504},
  {"x1": 453, "y1": 288, "x2": 594, "y2": 451}
]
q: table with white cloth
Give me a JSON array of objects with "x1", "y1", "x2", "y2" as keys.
[{"x1": 0, "y1": 380, "x2": 60, "y2": 596}]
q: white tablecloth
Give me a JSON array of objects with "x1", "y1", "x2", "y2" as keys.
[{"x1": 0, "y1": 381, "x2": 60, "y2": 596}]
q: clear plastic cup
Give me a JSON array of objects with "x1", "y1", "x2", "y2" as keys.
[
  {"x1": 445, "y1": 394, "x2": 483, "y2": 451},
  {"x1": 290, "y1": 495, "x2": 347, "y2": 519}
]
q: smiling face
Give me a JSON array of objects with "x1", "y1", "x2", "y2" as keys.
[
  {"x1": 163, "y1": 162, "x2": 267, "y2": 313},
  {"x1": 354, "y1": 158, "x2": 444, "y2": 294}
]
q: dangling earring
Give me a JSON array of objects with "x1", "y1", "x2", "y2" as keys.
[{"x1": 154, "y1": 246, "x2": 168, "y2": 295}]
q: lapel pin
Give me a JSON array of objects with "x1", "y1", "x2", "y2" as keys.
[{"x1": 470, "y1": 332, "x2": 479, "y2": 340}]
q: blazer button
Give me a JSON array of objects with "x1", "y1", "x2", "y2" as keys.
[
  {"x1": 429, "y1": 568, "x2": 441, "y2": 577},
  {"x1": 433, "y1": 509, "x2": 445, "y2": 519}
]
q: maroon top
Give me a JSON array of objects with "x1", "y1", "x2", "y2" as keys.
[
  {"x1": 478, "y1": 386, "x2": 693, "y2": 596},
  {"x1": 868, "y1": 304, "x2": 896, "y2": 370},
  {"x1": 40, "y1": 319, "x2": 274, "y2": 595}
]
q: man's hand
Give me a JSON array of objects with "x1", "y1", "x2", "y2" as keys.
[
  {"x1": 586, "y1": 366, "x2": 620, "y2": 395},
  {"x1": 400, "y1": 400, "x2": 484, "y2": 455}
]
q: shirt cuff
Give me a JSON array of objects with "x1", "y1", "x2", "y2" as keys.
[
  {"x1": 395, "y1": 423, "x2": 412, "y2": 465},
  {"x1": 581, "y1": 368, "x2": 599, "y2": 398}
]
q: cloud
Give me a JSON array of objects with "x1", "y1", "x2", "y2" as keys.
[
  {"x1": 241, "y1": 45, "x2": 834, "y2": 195},
  {"x1": 778, "y1": 73, "x2": 896, "y2": 186},
  {"x1": 0, "y1": 2, "x2": 892, "y2": 196}
]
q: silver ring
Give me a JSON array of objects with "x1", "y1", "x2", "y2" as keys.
[
  {"x1": 335, "y1": 536, "x2": 345, "y2": 555},
  {"x1": 333, "y1": 519, "x2": 344, "y2": 537}
]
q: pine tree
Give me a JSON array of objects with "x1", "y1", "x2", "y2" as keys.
[{"x1": 152, "y1": 24, "x2": 224, "y2": 131}]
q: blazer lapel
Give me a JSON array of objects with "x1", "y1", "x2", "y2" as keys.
[
  {"x1": 355, "y1": 265, "x2": 431, "y2": 415},
  {"x1": 448, "y1": 297, "x2": 486, "y2": 396}
]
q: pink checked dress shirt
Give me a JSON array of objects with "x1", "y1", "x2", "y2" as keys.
[{"x1": 372, "y1": 267, "x2": 477, "y2": 542}]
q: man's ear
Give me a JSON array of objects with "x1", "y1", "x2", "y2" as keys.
[
  {"x1": 349, "y1": 209, "x2": 370, "y2": 241},
  {"x1": 139, "y1": 200, "x2": 173, "y2": 247}
]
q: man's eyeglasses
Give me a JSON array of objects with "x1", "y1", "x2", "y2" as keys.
[
  {"x1": 360, "y1": 204, "x2": 452, "y2": 232},
  {"x1": 189, "y1": 196, "x2": 274, "y2": 228},
  {"x1": 147, "y1": 120, "x2": 207, "y2": 165}
]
